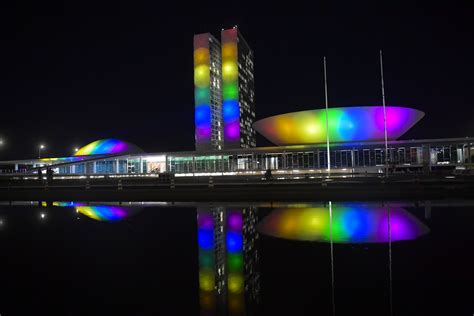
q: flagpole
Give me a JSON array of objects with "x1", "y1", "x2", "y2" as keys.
[
  {"x1": 380, "y1": 50, "x2": 389, "y2": 177},
  {"x1": 324, "y1": 57, "x2": 331, "y2": 176}
]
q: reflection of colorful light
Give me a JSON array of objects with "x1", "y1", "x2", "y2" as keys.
[
  {"x1": 226, "y1": 209, "x2": 244, "y2": 314},
  {"x1": 222, "y1": 28, "x2": 240, "y2": 145},
  {"x1": 74, "y1": 139, "x2": 141, "y2": 156},
  {"x1": 253, "y1": 106, "x2": 425, "y2": 145},
  {"x1": 197, "y1": 210, "x2": 216, "y2": 314},
  {"x1": 50, "y1": 202, "x2": 138, "y2": 221},
  {"x1": 226, "y1": 232, "x2": 243, "y2": 253},
  {"x1": 258, "y1": 203, "x2": 429, "y2": 243}
]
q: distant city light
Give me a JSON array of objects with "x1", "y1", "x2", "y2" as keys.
[{"x1": 40, "y1": 213, "x2": 46, "y2": 219}]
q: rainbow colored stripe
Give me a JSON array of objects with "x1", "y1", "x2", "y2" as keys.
[
  {"x1": 74, "y1": 139, "x2": 139, "y2": 156},
  {"x1": 226, "y1": 210, "x2": 245, "y2": 315},
  {"x1": 197, "y1": 210, "x2": 217, "y2": 313},
  {"x1": 41, "y1": 157, "x2": 85, "y2": 162},
  {"x1": 221, "y1": 28, "x2": 240, "y2": 145},
  {"x1": 194, "y1": 34, "x2": 213, "y2": 147},
  {"x1": 253, "y1": 106, "x2": 425, "y2": 145},
  {"x1": 49, "y1": 202, "x2": 138, "y2": 221},
  {"x1": 258, "y1": 203, "x2": 429, "y2": 243}
]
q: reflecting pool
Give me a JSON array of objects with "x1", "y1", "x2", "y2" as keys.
[{"x1": 0, "y1": 200, "x2": 472, "y2": 315}]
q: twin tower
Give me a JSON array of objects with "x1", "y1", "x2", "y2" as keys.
[{"x1": 194, "y1": 27, "x2": 256, "y2": 151}]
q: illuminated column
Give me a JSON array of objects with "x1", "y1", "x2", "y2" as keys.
[
  {"x1": 194, "y1": 33, "x2": 223, "y2": 151},
  {"x1": 226, "y1": 209, "x2": 245, "y2": 316},
  {"x1": 194, "y1": 34, "x2": 213, "y2": 151},
  {"x1": 221, "y1": 29, "x2": 240, "y2": 148}
]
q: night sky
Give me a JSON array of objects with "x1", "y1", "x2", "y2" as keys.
[{"x1": 1, "y1": 2, "x2": 473, "y2": 160}]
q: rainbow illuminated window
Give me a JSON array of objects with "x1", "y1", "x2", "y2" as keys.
[{"x1": 221, "y1": 29, "x2": 240, "y2": 146}]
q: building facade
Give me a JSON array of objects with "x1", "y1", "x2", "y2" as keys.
[
  {"x1": 194, "y1": 33, "x2": 224, "y2": 151},
  {"x1": 194, "y1": 27, "x2": 256, "y2": 152},
  {"x1": 221, "y1": 27, "x2": 256, "y2": 149}
]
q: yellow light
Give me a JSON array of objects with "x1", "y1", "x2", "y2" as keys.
[
  {"x1": 199, "y1": 269, "x2": 215, "y2": 291},
  {"x1": 194, "y1": 48, "x2": 210, "y2": 65},
  {"x1": 222, "y1": 43, "x2": 237, "y2": 60},
  {"x1": 222, "y1": 62, "x2": 238, "y2": 82},
  {"x1": 228, "y1": 273, "x2": 244, "y2": 293},
  {"x1": 194, "y1": 65, "x2": 210, "y2": 88}
]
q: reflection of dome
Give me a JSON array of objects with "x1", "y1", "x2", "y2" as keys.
[
  {"x1": 257, "y1": 203, "x2": 429, "y2": 243},
  {"x1": 74, "y1": 139, "x2": 143, "y2": 156},
  {"x1": 52, "y1": 202, "x2": 142, "y2": 221},
  {"x1": 253, "y1": 106, "x2": 425, "y2": 146}
]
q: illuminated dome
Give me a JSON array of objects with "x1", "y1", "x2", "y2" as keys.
[
  {"x1": 74, "y1": 139, "x2": 143, "y2": 156},
  {"x1": 257, "y1": 204, "x2": 429, "y2": 243},
  {"x1": 253, "y1": 106, "x2": 424, "y2": 146}
]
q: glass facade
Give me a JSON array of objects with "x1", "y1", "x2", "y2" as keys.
[{"x1": 1, "y1": 139, "x2": 473, "y2": 175}]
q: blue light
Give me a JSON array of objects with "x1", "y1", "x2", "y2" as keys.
[
  {"x1": 198, "y1": 229, "x2": 214, "y2": 250},
  {"x1": 226, "y1": 232, "x2": 243, "y2": 253},
  {"x1": 341, "y1": 207, "x2": 371, "y2": 241},
  {"x1": 195, "y1": 105, "x2": 211, "y2": 128},
  {"x1": 223, "y1": 100, "x2": 239, "y2": 122}
]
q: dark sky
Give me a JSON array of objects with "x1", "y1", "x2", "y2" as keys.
[{"x1": 0, "y1": 2, "x2": 473, "y2": 159}]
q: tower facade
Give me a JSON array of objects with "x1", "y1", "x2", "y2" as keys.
[
  {"x1": 194, "y1": 33, "x2": 223, "y2": 151},
  {"x1": 194, "y1": 27, "x2": 256, "y2": 151},
  {"x1": 221, "y1": 27, "x2": 256, "y2": 149}
]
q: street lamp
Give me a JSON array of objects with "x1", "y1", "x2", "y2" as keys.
[
  {"x1": 38, "y1": 144, "x2": 45, "y2": 159},
  {"x1": 0, "y1": 139, "x2": 3, "y2": 146},
  {"x1": 74, "y1": 147, "x2": 79, "y2": 153}
]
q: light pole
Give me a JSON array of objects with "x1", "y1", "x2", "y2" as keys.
[
  {"x1": 38, "y1": 144, "x2": 45, "y2": 159},
  {"x1": 74, "y1": 147, "x2": 79, "y2": 153}
]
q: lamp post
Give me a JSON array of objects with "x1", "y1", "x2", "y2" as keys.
[
  {"x1": 38, "y1": 144, "x2": 45, "y2": 159},
  {"x1": 74, "y1": 147, "x2": 79, "y2": 153}
]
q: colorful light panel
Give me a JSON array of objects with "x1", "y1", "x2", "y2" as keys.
[
  {"x1": 194, "y1": 34, "x2": 212, "y2": 147},
  {"x1": 74, "y1": 139, "x2": 142, "y2": 156},
  {"x1": 257, "y1": 203, "x2": 429, "y2": 243},
  {"x1": 253, "y1": 106, "x2": 425, "y2": 145},
  {"x1": 221, "y1": 29, "x2": 240, "y2": 145}
]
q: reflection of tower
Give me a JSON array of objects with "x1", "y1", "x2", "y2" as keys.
[{"x1": 197, "y1": 206, "x2": 259, "y2": 316}]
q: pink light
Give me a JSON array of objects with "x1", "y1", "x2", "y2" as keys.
[{"x1": 225, "y1": 122, "x2": 240, "y2": 139}]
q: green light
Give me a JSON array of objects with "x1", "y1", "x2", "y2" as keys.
[
  {"x1": 199, "y1": 251, "x2": 214, "y2": 269},
  {"x1": 223, "y1": 83, "x2": 238, "y2": 100},
  {"x1": 227, "y1": 253, "x2": 243, "y2": 271},
  {"x1": 195, "y1": 88, "x2": 210, "y2": 105}
]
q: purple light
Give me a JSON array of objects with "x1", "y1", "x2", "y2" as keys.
[
  {"x1": 227, "y1": 212, "x2": 243, "y2": 232},
  {"x1": 225, "y1": 121, "x2": 240, "y2": 139}
]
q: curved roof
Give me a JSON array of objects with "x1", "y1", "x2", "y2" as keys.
[
  {"x1": 74, "y1": 139, "x2": 143, "y2": 156},
  {"x1": 257, "y1": 204, "x2": 429, "y2": 243},
  {"x1": 253, "y1": 106, "x2": 424, "y2": 146}
]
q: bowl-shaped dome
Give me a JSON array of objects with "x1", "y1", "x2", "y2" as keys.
[
  {"x1": 74, "y1": 139, "x2": 143, "y2": 156},
  {"x1": 253, "y1": 106, "x2": 424, "y2": 145},
  {"x1": 257, "y1": 203, "x2": 429, "y2": 243}
]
